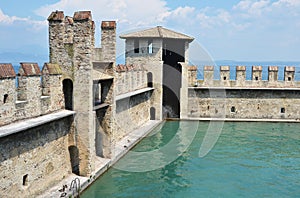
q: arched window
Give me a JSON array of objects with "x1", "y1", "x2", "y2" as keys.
[{"x1": 63, "y1": 79, "x2": 73, "y2": 110}]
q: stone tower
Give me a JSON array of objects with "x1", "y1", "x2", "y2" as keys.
[
  {"x1": 101, "y1": 21, "x2": 116, "y2": 62},
  {"x1": 120, "y1": 26, "x2": 194, "y2": 119},
  {"x1": 48, "y1": 11, "x2": 96, "y2": 176}
]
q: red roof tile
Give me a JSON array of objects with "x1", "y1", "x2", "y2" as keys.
[
  {"x1": 101, "y1": 21, "x2": 116, "y2": 29},
  {"x1": 48, "y1": 11, "x2": 64, "y2": 21},
  {"x1": 73, "y1": 11, "x2": 92, "y2": 21},
  {"x1": 19, "y1": 63, "x2": 41, "y2": 76},
  {"x1": 0, "y1": 63, "x2": 16, "y2": 78},
  {"x1": 42, "y1": 63, "x2": 62, "y2": 75}
]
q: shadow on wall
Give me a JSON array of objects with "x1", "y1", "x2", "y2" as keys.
[{"x1": 68, "y1": 145, "x2": 80, "y2": 175}]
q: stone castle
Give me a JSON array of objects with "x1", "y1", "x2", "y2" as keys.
[{"x1": 0, "y1": 10, "x2": 299, "y2": 197}]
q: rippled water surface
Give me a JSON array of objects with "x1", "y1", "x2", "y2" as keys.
[{"x1": 81, "y1": 121, "x2": 300, "y2": 198}]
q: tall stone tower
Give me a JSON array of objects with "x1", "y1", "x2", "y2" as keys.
[
  {"x1": 48, "y1": 11, "x2": 96, "y2": 176},
  {"x1": 120, "y1": 27, "x2": 194, "y2": 119},
  {"x1": 101, "y1": 21, "x2": 116, "y2": 62}
]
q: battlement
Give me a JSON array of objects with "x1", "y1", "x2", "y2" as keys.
[
  {"x1": 48, "y1": 10, "x2": 116, "y2": 78},
  {"x1": 0, "y1": 63, "x2": 64, "y2": 126},
  {"x1": 188, "y1": 65, "x2": 300, "y2": 88},
  {"x1": 114, "y1": 64, "x2": 148, "y2": 95}
]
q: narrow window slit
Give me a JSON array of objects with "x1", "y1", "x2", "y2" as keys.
[
  {"x1": 23, "y1": 174, "x2": 28, "y2": 186},
  {"x1": 3, "y1": 94, "x2": 8, "y2": 103},
  {"x1": 231, "y1": 106, "x2": 236, "y2": 113}
]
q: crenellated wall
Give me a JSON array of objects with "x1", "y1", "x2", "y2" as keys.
[
  {"x1": 0, "y1": 63, "x2": 64, "y2": 126},
  {"x1": 3, "y1": 9, "x2": 300, "y2": 198},
  {"x1": 113, "y1": 64, "x2": 152, "y2": 142},
  {"x1": 188, "y1": 65, "x2": 299, "y2": 87},
  {"x1": 114, "y1": 64, "x2": 147, "y2": 95},
  {"x1": 185, "y1": 65, "x2": 300, "y2": 119}
]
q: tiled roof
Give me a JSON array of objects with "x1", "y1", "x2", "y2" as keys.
[
  {"x1": 73, "y1": 11, "x2": 92, "y2": 21},
  {"x1": 115, "y1": 64, "x2": 145, "y2": 72},
  {"x1": 19, "y1": 63, "x2": 41, "y2": 76},
  {"x1": 101, "y1": 21, "x2": 116, "y2": 29},
  {"x1": 0, "y1": 63, "x2": 16, "y2": 78},
  {"x1": 48, "y1": 11, "x2": 64, "y2": 21},
  {"x1": 42, "y1": 63, "x2": 62, "y2": 75},
  {"x1": 120, "y1": 26, "x2": 194, "y2": 41}
]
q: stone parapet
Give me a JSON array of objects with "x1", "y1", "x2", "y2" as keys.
[
  {"x1": 114, "y1": 64, "x2": 147, "y2": 95},
  {"x1": 192, "y1": 65, "x2": 298, "y2": 88},
  {"x1": 0, "y1": 63, "x2": 64, "y2": 126}
]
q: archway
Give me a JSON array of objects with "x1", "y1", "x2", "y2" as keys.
[{"x1": 63, "y1": 79, "x2": 73, "y2": 110}]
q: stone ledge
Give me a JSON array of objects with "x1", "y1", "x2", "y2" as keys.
[
  {"x1": 180, "y1": 117, "x2": 300, "y2": 123},
  {"x1": 189, "y1": 87, "x2": 300, "y2": 91},
  {"x1": 93, "y1": 103, "x2": 110, "y2": 111},
  {"x1": 41, "y1": 95, "x2": 50, "y2": 99},
  {"x1": 0, "y1": 110, "x2": 75, "y2": 138},
  {"x1": 115, "y1": 87, "x2": 154, "y2": 101},
  {"x1": 15, "y1": 100, "x2": 27, "y2": 104}
]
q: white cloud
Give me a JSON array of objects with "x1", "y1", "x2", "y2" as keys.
[
  {"x1": 162, "y1": 6, "x2": 195, "y2": 19},
  {"x1": 35, "y1": 0, "x2": 169, "y2": 28},
  {"x1": 0, "y1": 8, "x2": 47, "y2": 31},
  {"x1": 273, "y1": 0, "x2": 300, "y2": 7},
  {"x1": 217, "y1": 10, "x2": 231, "y2": 23},
  {"x1": 0, "y1": 8, "x2": 27, "y2": 24},
  {"x1": 195, "y1": 8, "x2": 232, "y2": 29},
  {"x1": 233, "y1": 0, "x2": 271, "y2": 16}
]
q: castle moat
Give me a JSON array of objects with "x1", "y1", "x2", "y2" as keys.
[{"x1": 81, "y1": 121, "x2": 300, "y2": 198}]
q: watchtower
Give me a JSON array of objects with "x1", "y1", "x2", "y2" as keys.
[{"x1": 120, "y1": 26, "x2": 194, "y2": 118}]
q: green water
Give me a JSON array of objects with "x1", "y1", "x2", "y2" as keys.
[{"x1": 81, "y1": 121, "x2": 300, "y2": 198}]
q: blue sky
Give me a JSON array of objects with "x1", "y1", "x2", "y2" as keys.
[{"x1": 0, "y1": 0, "x2": 299, "y2": 63}]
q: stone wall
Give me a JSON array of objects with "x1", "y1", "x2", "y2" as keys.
[
  {"x1": 0, "y1": 74, "x2": 16, "y2": 126},
  {"x1": 188, "y1": 89, "x2": 300, "y2": 119},
  {"x1": 72, "y1": 11, "x2": 95, "y2": 176},
  {"x1": 114, "y1": 92, "x2": 152, "y2": 142},
  {"x1": 186, "y1": 65, "x2": 300, "y2": 119},
  {"x1": 0, "y1": 63, "x2": 64, "y2": 126},
  {"x1": 189, "y1": 65, "x2": 300, "y2": 87},
  {"x1": 125, "y1": 38, "x2": 164, "y2": 120},
  {"x1": 0, "y1": 116, "x2": 73, "y2": 198},
  {"x1": 48, "y1": 11, "x2": 74, "y2": 80},
  {"x1": 115, "y1": 64, "x2": 147, "y2": 95},
  {"x1": 113, "y1": 64, "x2": 152, "y2": 142},
  {"x1": 101, "y1": 21, "x2": 116, "y2": 62}
]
